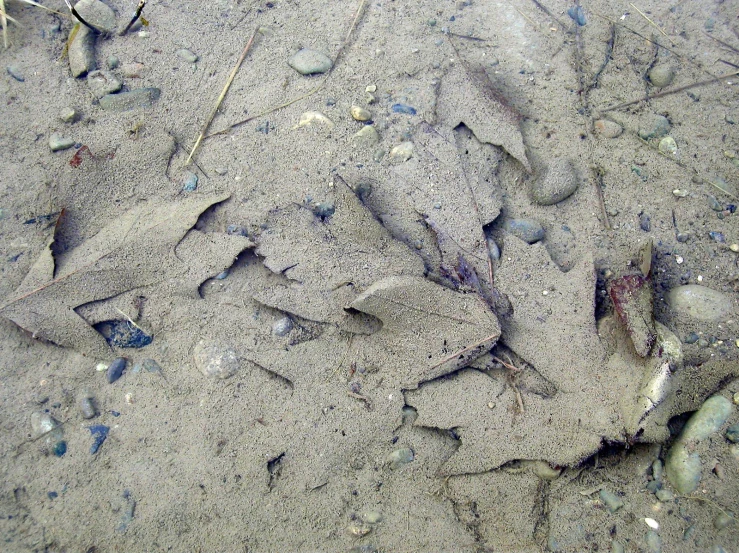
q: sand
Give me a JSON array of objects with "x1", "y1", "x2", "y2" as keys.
[{"x1": 1, "y1": 0, "x2": 738, "y2": 551}]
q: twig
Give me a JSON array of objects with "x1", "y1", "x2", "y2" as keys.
[
  {"x1": 63, "y1": 0, "x2": 98, "y2": 33},
  {"x1": 704, "y1": 32, "x2": 739, "y2": 55},
  {"x1": 492, "y1": 355, "x2": 522, "y2": 372},
  {"x1": 592, "y1": 166, "x2": 611, "y2": 230},
  {"x1": 426, "y1": 332, "x2": 499, "y2": 373},
  {"x1": 121, "y1": 0, "x2": 146, "y2": 36},
  {"x1": 514, "y1": 7, "x2": 539, "y2": 29},
  {"x1": 186, "y1": 28, "x2": 259, "y2": 164},
  {"x1": 347, "y1": 391, "x2": 372, "y2": 410},
  {"x1": 629, "y1": 3, "x2": 672, "y2": 45},
  {"x1": 529, "y1": 0, "x2": 568, "y2": 31},
  {"x1": 599, "y1": 71, "x2": 739, "y2": 112}
]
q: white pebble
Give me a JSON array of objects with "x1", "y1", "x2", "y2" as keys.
[{"x1": 645, "y1": 518, "x2": 659, "y2": 529}]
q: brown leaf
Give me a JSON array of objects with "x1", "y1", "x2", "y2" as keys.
[{"x1": 1, "y1": 195, "x2": 252, "y2": 358}]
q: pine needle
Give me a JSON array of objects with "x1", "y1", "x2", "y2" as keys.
[{"x1": 186, "y1": 27, "x2": 259, "y2": 165}]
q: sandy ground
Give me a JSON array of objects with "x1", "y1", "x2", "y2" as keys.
[{"x1": 1, "y1": 0, "x2": 739, "y2": 551}]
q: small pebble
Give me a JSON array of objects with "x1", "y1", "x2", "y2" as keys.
[
  {"x1": 106, "y1": 357, "x2": 127, "y2": 384},
  {"x1": 182, "y1": 171, "x2": 198, "y2": 192},
  {"x1": 672, "y1": 189, "x2": 689, "y2": 198},
  {"x1": 176, "y1": 48, "x2": 198, "y2": 63},
  {"x1": 667, "y1": 285, "x2": 733, "y2": 321},
  {"x1": 599, "y1": 489, "x2": 624, "y2": 513},
  {"x1": 676, "y1": 232, "x2": 691, "y2": 243},
  {"x1": 714, "y1": 512, "x2": 735, "y2": 530},
  {"x1": 709, "y1": 231, "x2": 725, "y2": 243},
  {"x1": 120, "y1": 62, "x2": 145, "y2": 78},
  {"x1": 639, "y1": 213, "x2": 651, "y2": 232},
  {"x1": 106, "y1": 55, "x2": 119, "y2": 69},
  {"x1": 49, "y1": 133, "x2": 75, "y2": 152},
  {"x1": 99, "y1": 88, "x2": 161, "y2": 111},
  {"x1": 401, "y1": 406, "x2": 418, "y2": 425},
  {"x1": 89, "y1": 424, "x2": 110, "y2": 454},
  {"x1": 361, "y1": 511, "x2": 383, "y2": 524},
  {"x1": 655, "y1": 489, "x2": 674, "y2": 502},
  {"x1": 529, "y1": 158, "x2": 579, "y2": 205},
  {"x1": 645, "y1": 530, "x2": 661, "y2": 553},
  {"x1": 75, "y1": 0, "x2": 116, "y2": 33},
  {"x1": 353, "y1": 125, "x2": 380, "y2": 147},
  {"x1": 7, "y1": 65, "x2": 24, "y2": 82},
  {"x1": 60, "y1": 107, "x2": 77, "y2": 123},
  {"x1": 312, "y1": 201, "x2": 335, "y2": 219},
  {"x1": 272, "y1": 316, "x2": 293, "y2": 337},
  {"x1": 726, "y1": 423, "x2": 739, "y2": 443},
  {"x1": 296, "y1": 111, "x2": 334, "y2": 128},
  {"x1": 96, "y1": 320, "x2": 152, "y2": 348},
  {"x1": 684, "y1": 332, "x2": 700, "y2": 344},
  {"x1": 504, "y1": 218, "x2": 545, "y2": 244},
  {"x1": 386, "y1": 447, "x2": 414, "y2": 470},
  {"x1": 226, "y1": 224, "x2": 248, "y2": 236},
  {"x1": 708, "y1": 195, "x2": 723, "y2": 211},
  {"x1": 648, "y1": 65, "x2": 676, "y2": 88},
  {"x1": 391, "y1": 103, "x2": 417, "y2": 115},
  {"x1": 593, "y1": 119, "x2": 623, "y2": 138},
  {"x1": 78, "y1": 392, "x2": 97, "y2": 419},
  {"x1": 68, "y1": 26, "x2": 96, "y2": 77},
  {"x1": 611, "y1": 541, "x2": 625, "y2": 553},
  {"x1": 193, "y1": 340, "x2": 240, "y2": 379},
  {"x1": 31, "y1": 411, "x2": 59, "y2": 438},
  {"x1": 658, "y1": 136, "x2": 677, "y2": 155},
  {"x1": 638, "y1": 114, "x2": 671, "y2": 140},
  {"x1": 86, "y1": 70, "x2": 122, "y2": 99},
  {"x1": 350, "y1": 106, "x2": 371, "y2": 121},
  {"x1": 733, "y1": 244, "x2": 739, "y2": 253},
  {"x1": 389, "y1": 141, "x2": 414, "y2": 161},
  {"x1": 288, "y1": 48, "x2": 333, "y2": 75}
]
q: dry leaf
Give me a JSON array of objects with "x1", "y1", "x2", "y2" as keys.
[{"x1": 1, "y1": 195, "x2": 252, "y2": 358}]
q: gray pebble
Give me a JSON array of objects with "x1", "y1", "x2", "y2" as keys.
[
  {"x1": 707, "y1": 195, "x2": 723, "y2": 211},
  {"x1": 352, "y1": 125, "x2": 380, "y2": 147},
  {"x1": 272, "y1": 316, "x2": 293, "y2": 337},
  {"x1": 361, "y1": 510, "x2": 383, "y2": 524},
  {"x1": 401, "y1": 406, "x2": 418, "y2": 425},
  {"x1": 646, "y1": 530, "x2": 661, "y2": 553},
  {"x1": 598, "y1": 489, "x2": 624, "y2": 513},
  {"x1": 68, "y1": 26, "x2": 96, "y2": 77},
  {"x1": 182, "y1": 171, "x2": 198, "y2": 192},
  {"x1": 652, "y1": 459, "x2": 663, "y2": 482},
  {"x1": 530, "y1": 158, "x2": 579, "y2": 205},
  {"x1": 667, "y1": 285, "x2": 733, "y2": 321},
  {"x1": 648, "y1": 65, "x2": 676, "y2": 88},
  {"x1": 78, "y1": 392, "x2": 97, "y2": 419},
  {"x1": 49, "y1": 133, "x2": 75, "y2": 152},
  {"x1": 386, "y1": 447, "x2": 414, "y2": 470},
  {"x1": 74, "y1": 0, "x2": 117, "y2": 33},
  {"x1": 487, "y1": 238, "x2": 500, "y2": 260},
  {"x1": 611, "y1": 541, "x2": 625, "y2": 553},
  {"x1": 639, "y1": 212, "x2": 651, "y2": 232},
  {"x1": 504, "y1": 218, "x2": 545, "y2": 243},
  {"x1": 288, "y1": 48, "x2": 333, "y2": 75},
  {"x1": 726, "y1": 423, "x2": 739, "y2": 443},
  {"x1": 107, "y1": 55, "x2": 119, "y2": 69},
  {"x1": 86, "y1": 69, "x2": 122, "y2": 99},
  {"x1": 655, "y1": 489, "x2": 674, "y2": 502},
  {"x1": 714, "y1": 512, "x2": 735, "y2": 530},
  {"x1": 60, "y1": 107, "x2": 77, "y2": 123},
  {"x1": 638, "y1": 114, "x2": 671, "y2": 140},
  {"x1": 176, "y1": 48, "x2": 198, "y2": 63},
  {"x1": 7, "y1": 65, "x2": 24, "y2": 82},
  {"x1": 106, "y1": 357, "x2": 127, "y2": 384},
  {"x1": 193, "y1": 340, "x2": 240, "y2": 379},
  {"x1": 658, "y1": 136, "x2": 677, "y2": 155},
  {"x1": 132, "y1": 358, "x2": 163, "y2": 375},
  {"x1": 594, "y1": 119, "x2": 623, "y2": 138},
  {"x1": 99, "y1": 88, "x2": 161, "y2": 111},
  {"x1": 31, "y1": 411, "x2": 60, "y2": 438}
]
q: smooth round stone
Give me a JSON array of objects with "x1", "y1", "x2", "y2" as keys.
[
  {"x1": 682, "y1": 395, "x2": 732, "y2": 442},
  {"x1": 638, "y1": 114, "x2": 671, "y2": 140},
  {"x1": 59, "y1": 107, "x2": 77, "y2": 123},
  {"x1": 726, "y1": 423, "x2": 739, "y2": 443},
  {"x1": 667, "y1": 285, "x2": 733, "y2": 321},
  {"x1": 361, "y1": 511, "x2": 383, "y2": 524},
  {"x1": 658, "y1": 136, "x2": 677, "y2": 155},
  {"x1": 530, "y1": 158, "x2": 579, "y2": 205},
  {"x1": 648, "y1": 65, "x2": 676, "y2": 88},
  {"x1": 272, "y1": 316, "x2": 293, "y2": 336},
  {"x1": 599, "y1": 489, "x2": 624, "y2": 513},
  {"x1": 386, "y1": 447, "x2": 414, "y2": 470},
  {"x1": 176, "y1": 48, "x2": 198, "y2": 63},
  {"x1": 31, "y1": 411, "x2": 59, "y2": 438},
  {"x1": 68, "y1": 26, "x2": 96, "y2": 77},
  {"x1": 99, "y1": 88, "x2": 161, "y2": 111},
  {"x1": 350, "y1": 106, "x2": 371, "y2": 121},
  {"x1": 74, "y1": 0, "x2": 116, "y2": 33},
  {"x1": 714, "y1": 512, "x2": 735, "y2": 530},
  {"x1": 49, "y1": 133, "x2": 75, "y2": 151},
  {"x1": 288, "y1": 48, "x2": 333, "y2": 75},
  {"x1": 504, "y1": 218, "x2": 545, "y2": 243},
  {"x1": 594, "y1": 119, "x2": 623, "y2": 138},
  {"x1": 193, "y1": 340, "x2": 240, "y2": 379}
]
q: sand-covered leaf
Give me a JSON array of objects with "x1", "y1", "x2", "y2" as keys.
[{"x1": 1, "y1": 195, "x2": 252, "y2": 358}]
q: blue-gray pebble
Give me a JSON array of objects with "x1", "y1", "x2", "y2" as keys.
[
  {"x1": 504, "y1": 218, "x2": 545, "y2": 243},
  {"x1": 288, "y1": 49, "x2": 333, "y2": 75}
]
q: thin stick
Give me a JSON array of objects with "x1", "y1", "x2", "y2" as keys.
[
  {"x1": 629, "y1": 3, "x2": 671, "y2": 43},
  {"x1": 704, "y1": 32, "x2": 739, "y2": 55},
  {"x1": 121, "y1": 0, "x2": 146, "y2": 36},
  {"x1": 1, "y1": 0, "x2": 9, "y2": 48},
  {"x1": 514, "y1": 7, "x2": 539, "y2": 29},
  {"x1": 63, "y1": 0, "x2": 98, "y2": 33},
  {"x1": 186, "y1": 28, "x2": 259, "y2": 164},
  {"x1": 600, "y1": 71, "x2": 739, "y2": 112},
  {"x1": 426, "y1": 332, "x2": 499, "y2": 373}
]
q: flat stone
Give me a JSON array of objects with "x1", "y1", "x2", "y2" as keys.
[
  {"x1": 389, "y1": 141, "x2": 413, "y2": 161},
  {"x1": 59, "y1": 107, "x2": 77, "y2": 123},
  {"x1": 86, "y1": 69, "x2": 122, "y2": 99},
  {"x1": 352, "y1": 125, "x2": 380, "y2": 147},
  {"x1": 49, "y1": 133, "x2": 75, "y2": 151},
  {"x1": 98, "y1": 88, "x2": 161, "y2": 111},
  {"x1": 648, "y1": 65, "x2": 676, "y2": 88},
  {"x1": 193, "y1": 340, "x2": 240, "y2": 379},
  {"x1": 68, "y1": 26, "x2": 96, "y2": 77},
  {"x1": 6, "y1": 65, "x2": 24, "y2": 82},
  {"x1": 503, "y1": 218, "x2": 545, "y2": 243},
  {"x1": 288, "y1": 48, "x2": 333, "y2": 75},
  {"x1": 529, "y1": 158, "x2": 579, "y2": 205},
  {"x1": 74, "y1": 0, "x2": 117, "y2": 33},
  {"x1": 176, "y1": 48, "x2": 198, "y2": 63},
  {"x1": 666, "y1": 285, "x2": 733, "y2": 321},
  {"x1": 350, "y1": 105, "x2": 371, "y2": 121}
]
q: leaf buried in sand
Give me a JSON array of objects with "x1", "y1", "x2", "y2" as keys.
[
  {"x1": 608, "y1": 273, "x2": 656, "y2": 358},
  {"x1": 349, "y1": 275, "x2": 500, "y2": 389},
  {"x1": 438, "y1": 62, "x2": 531, "y2": 172},
  {"x1": 1, "y1": 195, "x2": 253, "y2": 358}
]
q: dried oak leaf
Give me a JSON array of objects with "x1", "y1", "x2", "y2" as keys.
[{"x1": 1, "y1": 194, "x2": 252, "y2": 358}]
